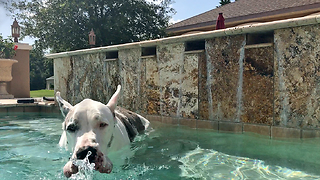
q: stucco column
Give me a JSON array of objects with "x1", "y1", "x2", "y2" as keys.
[{"x1": 7, "y1": 43, "x2": 32, "y2": 98}]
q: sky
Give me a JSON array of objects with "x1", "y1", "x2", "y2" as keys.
[{"x1": 0, "y1": 0, "x2": 222, "y2": 45}]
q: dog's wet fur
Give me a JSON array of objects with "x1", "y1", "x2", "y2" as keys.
[{"x1": 56, "y1": 85, "x2": 150, "y2": 178}]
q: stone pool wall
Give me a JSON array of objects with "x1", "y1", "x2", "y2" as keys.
[{"x1": 48, "y1": 15, "x2": 320, "y2": 138}]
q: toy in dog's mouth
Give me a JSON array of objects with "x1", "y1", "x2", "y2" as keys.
[{"x1": 63, "y1": 149, "x2": 113, "y2": 178}]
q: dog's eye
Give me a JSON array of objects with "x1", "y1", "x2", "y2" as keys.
[
  {"x1": 66, "y1": 124, "x2": 79, "y2": 133},
  {"x1": 99, "y1": 122, "x2": 108, "y2": 128}
]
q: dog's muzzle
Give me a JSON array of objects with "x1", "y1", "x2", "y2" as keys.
[
  {"x1": 76, "y1": 146, "x2": 97, "y2": 163},
  {"x1": 63, "y1": 146, "x2": 113, "y2": 178}
]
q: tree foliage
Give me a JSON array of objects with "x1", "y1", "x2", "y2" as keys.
[
  {"x1": 29, "y1": 41, "x2": 53, "y2": 90},
  {"x1": 219, "y1": 0, "x2": 231, "y2": 6},
  {"x1": 5, "y1": 0, "x2": 175, "y2": 53},
  {"x1": 2, "y1": 0, "x2": 174, "y2": 90},
  {"x1": 217, "y1": 0, "x2": 233, "y2": 8}
]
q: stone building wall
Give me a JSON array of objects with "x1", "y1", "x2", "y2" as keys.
[
  {"x1": 204, "y1": 35, "x2": 245, "y2": 122},
  {"x1": 274, "y1": 24, "x2": 320, "y2": 129},
  {"x1": 119, "y1": 48, "x2": 142, "y2": 112},
  {"x1": 243, "y1": 46, "x2": 274, "y2": 125},
  {"x1": 52, "y1": 22, "x2": 320, "y2": 135},
  {"x1": 145, "y1": 56, "x2": 160, "y2": 115},
  {"x1": 54, "y1": 53, "x2": 108, "y2": 104}
]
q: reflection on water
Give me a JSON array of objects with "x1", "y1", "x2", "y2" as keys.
[
  {"x1": 175, "y1": 146, "x2": 320, "y2": 180},
  {"x1": 1, "y1": 114, "x2": 320, "y2": 180}
]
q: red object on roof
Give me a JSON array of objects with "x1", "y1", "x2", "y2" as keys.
[
  {"x1": 167, "y1": 0, "x2": 320, "y2": 35},
  {"x1": 216, "y1": 13, "x2": 225, "y2": 30}
]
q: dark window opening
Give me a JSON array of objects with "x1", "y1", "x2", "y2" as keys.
[
  {"x1": 141, "y1": 46, "x2": 156, "y2": 56},
  {"x1": 106, "y1": 51, "x2": 118, "y2": 59},
  {"x1": 185, "y1": 40, "x2": 205, "y2": 51},
  {"x1": 246, "y1": 32, "x2": 274, "y2": 45}
]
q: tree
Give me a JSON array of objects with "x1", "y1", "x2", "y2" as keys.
[
  {"x1": 5, "y1": 0, "x2": 175, "y2": 53},
  {"x1": 29, "y1": 41, "x2": 53, "y2": 90},
  {"x1": 219, "y1": 0, "x2": 231, "y2": 6},
  {"x1": 217, "y1": 0, "x2": 234, "y2": 8},
  {"x1": 216, "y1": 0, "x2": 238, "y2": 8}
]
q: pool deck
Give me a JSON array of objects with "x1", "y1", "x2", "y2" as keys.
[{"x1": 0, "y1": 98, "x2": 59, "y2": 114}]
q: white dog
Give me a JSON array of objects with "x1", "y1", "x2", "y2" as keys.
[{"x1": 56, "y1": 85, "x2": 150, "y2": 178}]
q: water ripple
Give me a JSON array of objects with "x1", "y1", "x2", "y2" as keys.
[{"x1": 175, "y1": 146, "x2": 320, "y2": 180}]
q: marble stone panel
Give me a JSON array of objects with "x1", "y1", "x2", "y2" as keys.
[
  {"x1": 242, "y1": 46, "x2": 274, "y2": 125},
  {"x1": 157, "y1": 43, "x2": 184, "y2": 117},
  {"x1": 70, "y1": 53, "x2": 107, "y2": 104},
  {"x1": 104, "y1": 59, "x2": 121, "y2": 104},
  {"x1": 119, "y1": 48, "x2": 141, "y2": 112},
  {"x1": 205, "y1": 35, "x2": 246, "y2": 122},
  {"x1": 54, "y1": 57, "x2": 73, "y2": 103},
  {"x1": 274, "y1": 24, "x2": 320, "y2": 128},
  {"x1": 179, "y1": 53, "x2": 199, "y2": 119},
  {"x1": 145, "y1": 56, "x2": 160, "y2": 115},
  {"x1": 71, "y1": 55, "x2": 90, "y2": 103},
  {"x1": 55, "y1": 52, "x2": 119, "y2": 105},
  {"x1": 198, "y1": 52, "x2": 209, "y2": 119},
  {"x1": 89, "y1": 53, "x2": 110, "y2": 103},
  {"x1": 139, "y1": 58, "x2": 147, "y2": 114}
]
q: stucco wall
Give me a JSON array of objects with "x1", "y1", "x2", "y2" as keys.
[{"x1": 8, "y1": 43, "x2": 32, "y2": 98}]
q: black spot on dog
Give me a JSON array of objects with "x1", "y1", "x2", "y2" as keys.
[{"x1": 115, "y1": 107, "x2": 145, "y2": 142}]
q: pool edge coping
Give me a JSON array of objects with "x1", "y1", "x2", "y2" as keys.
[
  {"x1": 144, "y1": 114, "x2": 320, "y2": 139},
  {"x1": 1, "y1": 105, "x2": 319, "y2": 139}
]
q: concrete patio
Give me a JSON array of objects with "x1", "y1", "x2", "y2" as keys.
[{"x1": 0, "y1": 98, "x2": 58, "y2": 114}]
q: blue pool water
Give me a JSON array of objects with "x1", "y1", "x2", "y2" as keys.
[{"x1": 1, "y1": 113, "x2": 320, "y2": 179}]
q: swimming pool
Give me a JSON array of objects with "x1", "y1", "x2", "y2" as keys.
[{"x1": 1, "y1": 113, "x2": 320, "y2": 180}]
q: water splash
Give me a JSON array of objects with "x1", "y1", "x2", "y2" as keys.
[
  {"x1": 236, "y1": 38, "x2": 246, "y2": 122},
  {"x1": 205, "y1": 44, "x2": 215, "y2": 120},
  {"x1": 69, "y1": 151, "x2": 95, "y2": 180},
  {"x1": 275, "y1": 44, "x2": 290, "y2": 126},
  {"x1": 177, "y1": 52, "x2": 184, "y2": 117}
]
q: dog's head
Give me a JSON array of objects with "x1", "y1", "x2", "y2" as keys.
[{"x1": 56, "y1": 85, "x2": 121, "y2": 178}]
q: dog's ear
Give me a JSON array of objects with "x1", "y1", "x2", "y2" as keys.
[
  {"x1": 59, "y1": 122, "x2": 68, "y2": 149},
  {"x1": 106, "y1": 85, "x2": 121, "y2": 113},
  {"x1": 56, "y1": 91, "x2": 73, "y2": 117}
]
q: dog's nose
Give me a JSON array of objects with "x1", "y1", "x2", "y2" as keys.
[{"x1": 76, "y1": 146, "x2": 97, "y2": 163}]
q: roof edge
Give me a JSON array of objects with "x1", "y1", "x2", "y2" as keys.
[
  {"x1": 167, "y1": 2, "x2": 320, "y2": 33},
  {"x1": 46, "y1": 14, "x2": 320, "y2": 59}
]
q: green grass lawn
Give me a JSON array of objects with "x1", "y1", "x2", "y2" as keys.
[{"x1": 30, "y1": 89, "x2": 54, "y2": 98}]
